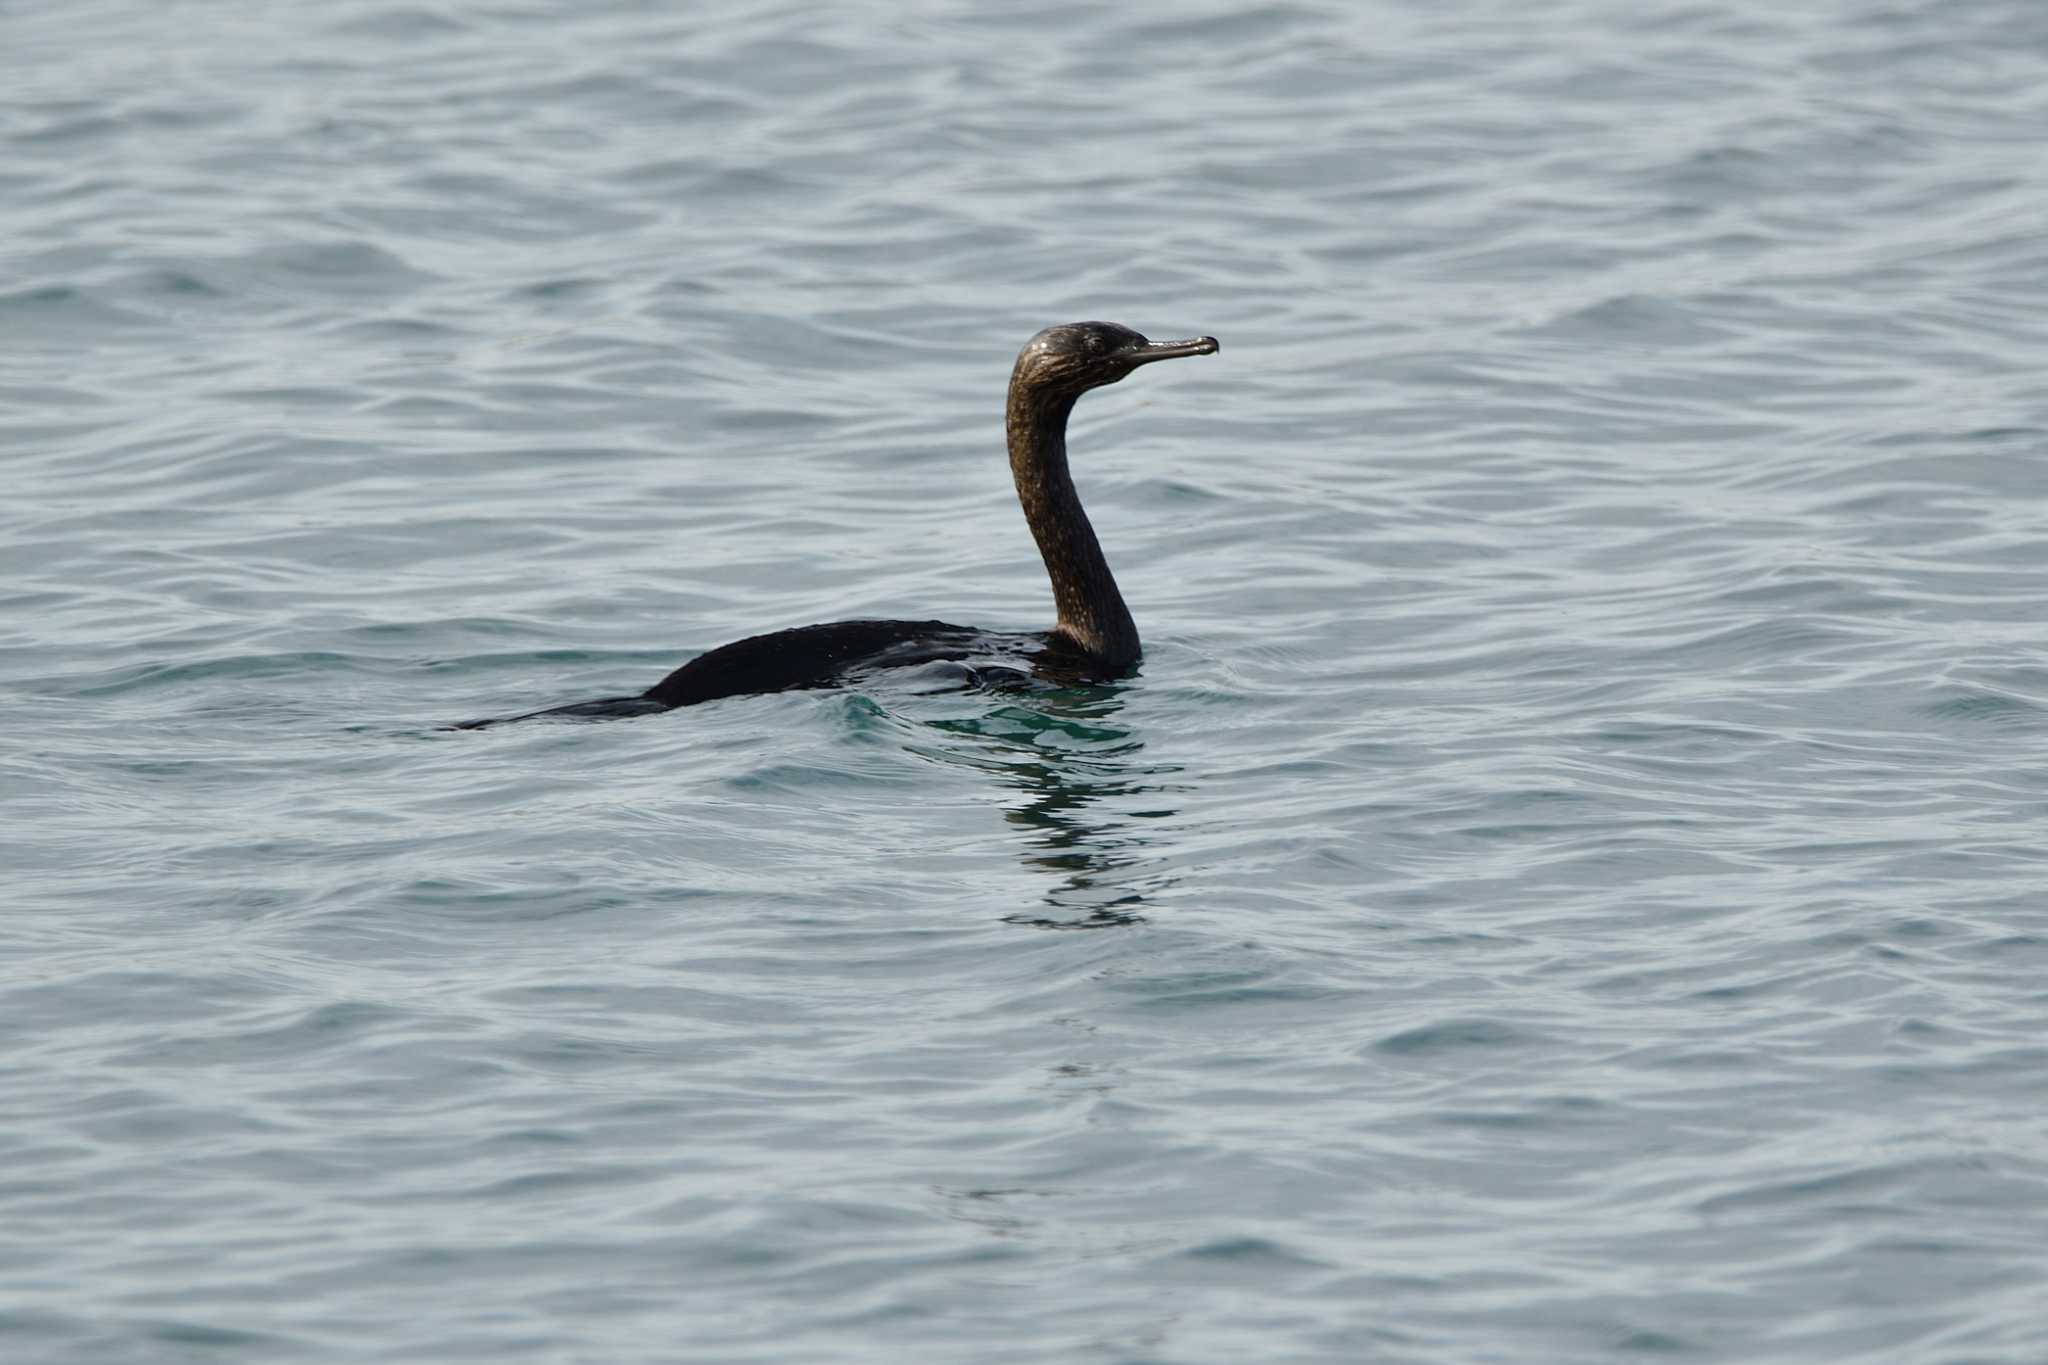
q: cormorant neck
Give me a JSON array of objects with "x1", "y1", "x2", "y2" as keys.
[{"x1": 1005, "y1": 375, "x2": 1141, "y2": 670}]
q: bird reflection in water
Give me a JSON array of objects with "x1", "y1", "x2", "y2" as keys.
[{"x1": 928, "y1": 686, "x2": 1180, "y2": 930}]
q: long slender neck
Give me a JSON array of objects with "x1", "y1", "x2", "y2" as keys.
[{"x1": 1006, "y1": 375, "x2": 1140, "y2": 670}]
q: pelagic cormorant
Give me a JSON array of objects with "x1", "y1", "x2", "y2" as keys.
[{"x1": 457, "y1": 321, "x2": 1217, "y2": 727}]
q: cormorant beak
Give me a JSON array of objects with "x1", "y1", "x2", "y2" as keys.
[{"x1": 1124, "y1": 335, "x2": 1220, "y2": 366}]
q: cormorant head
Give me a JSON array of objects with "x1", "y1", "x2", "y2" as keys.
[{"x1": 1012, "y1": 321, "x2": 1219, "y2": 396}]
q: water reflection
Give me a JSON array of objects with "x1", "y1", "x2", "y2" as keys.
[{"x1": 928, "y1": 687, "x2": 1180, "y2": 930}]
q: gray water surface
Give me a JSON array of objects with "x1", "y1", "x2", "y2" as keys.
[{"x1": 6, "y1": 2, "x2": 2048, "y2": 1362}]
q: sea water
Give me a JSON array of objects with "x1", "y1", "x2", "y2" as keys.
[{"x1": 5, "y1": 1, "x2": 2048, "y2": 1360}]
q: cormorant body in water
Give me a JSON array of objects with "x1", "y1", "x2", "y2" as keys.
[{"x1": 457, "y1": 322, "x2": 1217, "y2": 727}]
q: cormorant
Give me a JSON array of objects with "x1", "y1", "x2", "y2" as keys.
[{"x1": 456, "y1": 321, "x2": 1217, "y2": 727}]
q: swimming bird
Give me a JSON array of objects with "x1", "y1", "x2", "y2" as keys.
[{"x1": 456, "y1": 321, "x2": 1217, "y2": 727}]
